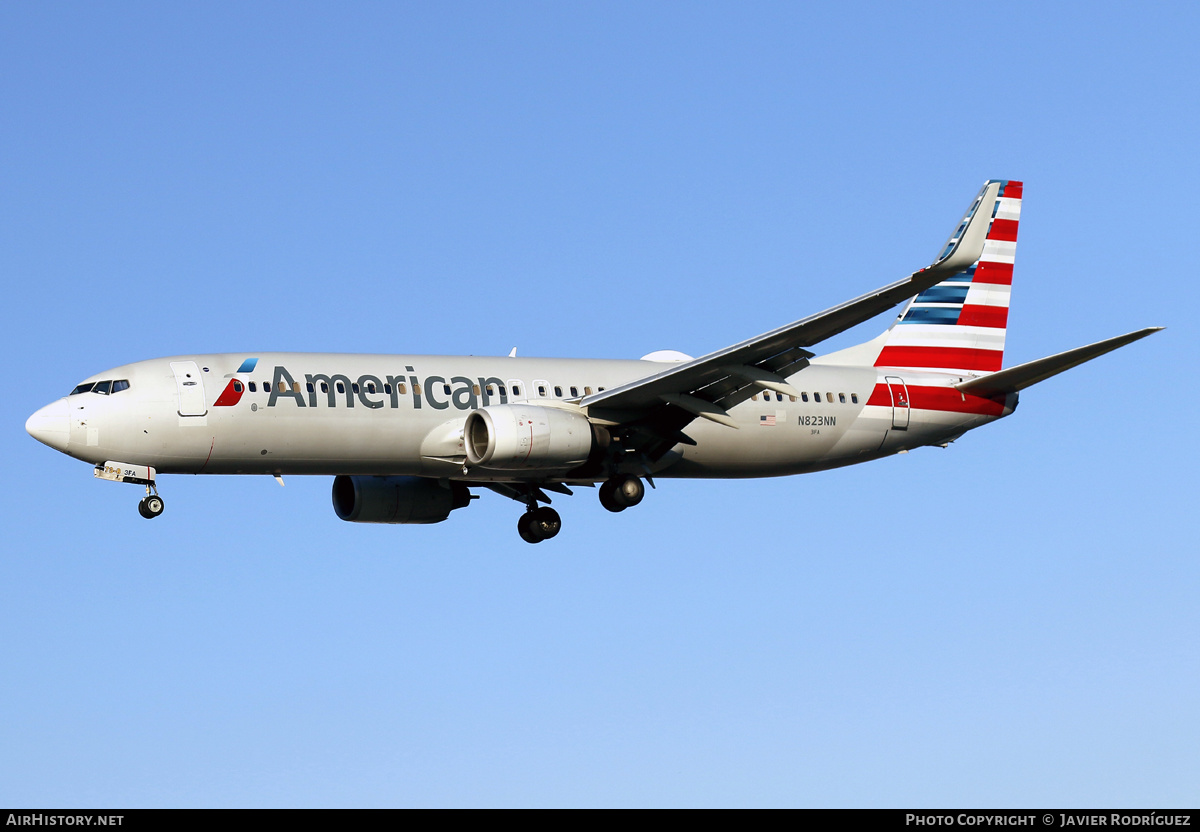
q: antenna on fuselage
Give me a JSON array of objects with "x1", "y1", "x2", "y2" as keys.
[{"x1": 508, "y1": 347, "x2": 517, "y2": 357}]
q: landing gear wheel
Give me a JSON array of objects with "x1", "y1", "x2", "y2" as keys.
[
  {"x1": 518, "y1": 513, "x2": 542, "y2": 543},
  {"x1": 599, "y1": 480, "x2": 625, "y2": 513},
  {"x1": 138, "y1": 495, "x2": 165, "y2": 519},
  {"x1": 614, "y1": 476, "x2": 644, "y2": 508},
  {"x1": 600, "y1": 477, "x2": 643, "y2": 512},
  {"x1": 517, "y1": 506, "x2": 562, "y2": 543},
  {"x1": 530, "y1": 506, "x2": 561, "y2": 540}
]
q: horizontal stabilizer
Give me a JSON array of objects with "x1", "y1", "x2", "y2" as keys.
[{"x1": 955, "y1": 327, "x2": 1163, "y2": 397}]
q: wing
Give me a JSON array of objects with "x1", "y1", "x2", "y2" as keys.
[{"x1": 581, "y1": 181, "x2": 1000, "y2": 449}]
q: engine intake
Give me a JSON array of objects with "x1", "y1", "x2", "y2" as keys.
[
  {"x1": 464, "y1": 404, "x2": 594, "y2": 471},
  {"x1": 332, "y1": 475, "x2": 470, "y2": 524}
]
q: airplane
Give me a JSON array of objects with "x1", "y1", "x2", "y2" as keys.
[{"x1": 25, "y1": 180, "x2": 1161, "y2": 543}]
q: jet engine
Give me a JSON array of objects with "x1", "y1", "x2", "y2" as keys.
[
  {"x1": 464, "y1": 404, "x2": 595, "y2": 471},
  {"x1": 332, "y1": 475, "x2": 471, "y2": 524}
]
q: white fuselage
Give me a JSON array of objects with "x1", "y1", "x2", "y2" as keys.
[{"x1": 31, "y1": 352, "x2": 1013, "y2": 483}]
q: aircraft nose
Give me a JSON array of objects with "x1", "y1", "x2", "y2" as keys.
[{"x1": 26, "y1": 399, "x2": 70, "y2": 452}]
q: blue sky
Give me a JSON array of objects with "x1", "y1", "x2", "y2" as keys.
[{"x1": 3, "y1": 2, "x2": 1196, "y2": 807}]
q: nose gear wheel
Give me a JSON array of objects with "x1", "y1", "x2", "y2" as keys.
[{"x1": 138, "y1": 494, "x2": 165, "y2": 518}]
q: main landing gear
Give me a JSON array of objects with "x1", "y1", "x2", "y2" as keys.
[
  {"x1": 598, "y1": 476, "x2": 644, "y2": 512},
  {"x1": 518, "y1": 505, "x2": 561, "y2": 544},
  {"x1": 500, "y1": 476, "x2": 646, "y2": 543},
  {"x1": 137, "y1": 486, "x2": 165, "y2": 519}
]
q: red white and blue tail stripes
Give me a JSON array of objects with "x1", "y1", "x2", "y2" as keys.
[{"x1": 876, "y1": 180, "x2": 1022, "y2": 374}]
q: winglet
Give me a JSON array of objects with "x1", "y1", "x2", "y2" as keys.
[
  {"x1": 955, "y1": 327, "x2": 1163, "y2": 397},
  {"x1": 929, "y1": 180, "x2": 1002, "y2": 275}
]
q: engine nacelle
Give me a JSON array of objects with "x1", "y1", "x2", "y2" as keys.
[
  {"x1": 464, "y1": 404, "x2": 595, "y2": 471},
  {"x1": 332, "y1": 475, "x2": 470, "y2": 524}
]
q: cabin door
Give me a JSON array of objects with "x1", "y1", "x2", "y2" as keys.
[
  {"x1": 885, "y1": 375, "x2": 910, "y2": 430},
  {"x1": 171, "y1": 361, "x2": 208, "y2": 417}
]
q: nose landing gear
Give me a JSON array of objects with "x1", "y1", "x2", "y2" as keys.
[
  {"x1": 94, "y1": 462, "x2": 165, "y2": 520},
  {"x1": 137, "y1": 484, "x2": 165, "y2": 519}
]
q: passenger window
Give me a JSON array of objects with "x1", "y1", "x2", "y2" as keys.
[
  {"x1": 839, "y1": 393, "x2": 846, "y2": 403},
  {"x1": 512, "y1": 386, "x2": 521, "y2": 396},
  {"x1": 368, "y1": 382, "x2": 377, "y2": 394},
  {"x1": 233, "y1": 381, "x2": 244, "y2": 393},
  {"x1": 554, "y1": 386, "x2": 562, "y2": 397},
  {"x1": 93, "y1": 380, "x2": 112, "y2": 395},
  {"x1": 249, "y1": 382, "x2": 257, "y2": 393},
  {"x1": 598, "y1": 387, "x2": 605, "y2": 392},
  {"x1": 851, "y1": 393, "x2": 859, "y2": 404},
  {"x1": 321, "y1": 382, "x2": 329, "y2": 393},
  {"x1": 584, "y1": 386, "x2": 592, "y2": 395},
  {"x1": 70, "y1": 383, "x2": 95, "y2": 395},
  {"x1": 751, "y1": 393, "x2": 758, "y2": 401},
  {"x1": 443, "y1": 384, "x2": 451, "y2": 396},
  {"x1": 826, "y1": 392, "x2": 833, "y2": 403},
  {"x1": 813, "y1": 392, "x2": 820, "y2": 401},
  {"x1": 336, "y1": 382, "x2": 345, "y2": 394},
  {"x1": 306, "y1": 382, "x2": 314, "y2": 393},
  {"x1": 801, "y1": 392, "x2": 808, "y2": 402},
  {"x1": 414, "y1": 384, "x2": 421, "y2": 394},
  {"x1": 353, "y1": 383, "x2": 360, "y2": 394},
  {"x1": 384, "y1": 384, "x2": 392, "y2": 395},
  {"x1": 788, "y1": 395, "x2": 796, "y2": 402},
  {"x1": 498, "y1": 385, "x2": 507, "y2": 396},
  {"x1": 472, "y1": 384, "x2": 481, "y2": 396},
  {"x1": 538, "y1": 386, "x2": 546, "y2": 397},
  {"x1": 293, "y1": 382, "x2": 301, "y2": 394},
  {"x1": 399, "y1": 383, "x2": 407, "y2": 395},
  {"x1": 263, "y1": 380, "x2": 270, "y2": 390},
  {"x1": 570, "y1": 386, "x2": 578, "y2": 397},
  {"x1": 112, "y1": 380, "x2": 130, "y2": 393}
]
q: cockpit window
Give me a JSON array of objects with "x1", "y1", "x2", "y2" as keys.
[
  {"x1": 69, "y1": 382, "x2": 95, "y2": 395},
  {"x1": 92, "y1": 380, "x2": 112, "y2": 395},
  {"x1": 111, "y1": 380, "x2": 130, "y2": 393}
]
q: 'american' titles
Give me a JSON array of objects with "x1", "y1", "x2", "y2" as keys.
[{"x1": 267, "y1": 365, "x2": 508, "y2": 412}]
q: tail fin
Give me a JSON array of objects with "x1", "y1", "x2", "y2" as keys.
[{"x1": 874, "y1": 179, "x2": 1022, "y2": 375}]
